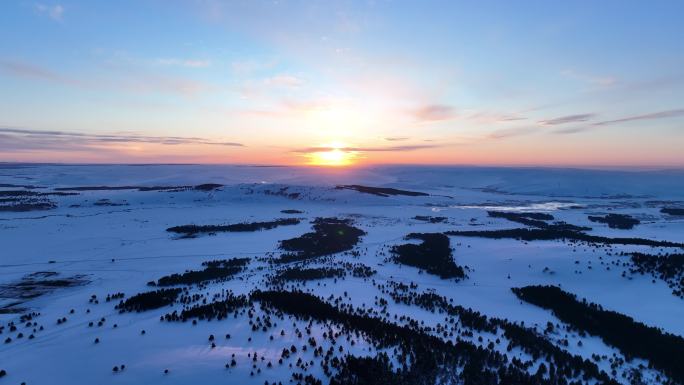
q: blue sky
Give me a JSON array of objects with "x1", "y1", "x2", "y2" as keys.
[{"x1": 1, "y1": 0, "x2": 683, "y2": 166}]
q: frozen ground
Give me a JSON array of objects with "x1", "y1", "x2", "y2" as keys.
[{"x1": 1, "y1": 164, "x2": 683, "y2": 384}]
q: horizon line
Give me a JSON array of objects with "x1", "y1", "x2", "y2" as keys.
[{"x1": 1, "y1": 161, "x2": 683, "y2": 172}]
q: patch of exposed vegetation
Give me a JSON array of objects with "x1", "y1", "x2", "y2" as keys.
[
  {"x1": 115, "y1": 288, "x2": 181, "y2": 312},
  {"x1": 0, "y1": 272, "x2": 89, "y2": 304},
  {"x1": 55, "y1": 185, "x2": 141, "y2": 191},
  {"x1": 275, "y1": 267, "x2": 345, "y2": 282},
  {"x1": 54, "y1": 183, "x2": 222, "y2": 192},
  {"x1": 263, "y1": 186, "x2": 301, "y2": 199},
  {"x1": 0, "y1": 190, "x2": 71, "y2": 212},
  {"x1": 136, "y1": 186, "x2": 191, "y2": 191},
  {"x1": 0, "y1": 202, "x2": 56, "y2": 212},
  {"x1": 193, "y1": 183, "x2": 223, "y2": 191},
  {"x1": 446, "y1": 227, "x2": 684, "y2": 248},
  {"x1": 0, "y1": 190, "x2": 75, "y2": 197},
  {"x1": 93, "y1": 199, "x2": 128, "y2": 207},
  {"x1": 588, "y1": 214, "x2": 640, "y2": 229},
  {"x1": 413, "y1": 215, "x2": 447, "y2": 223},
  {"x1": 167, "y1": 218, "x2": 300, "y2": 237},
  {"x1": 275, "y1": 218, "x2": 365, "y2": 263},
  {"x1": 0, "y1": 183, "x2": 40, "y2": 189},
  {"x1": 0, "y1": 306, "x2": 27, "y2": 314},
  {"x1": 487, "y1": 211, "x2": 591, "y2": 233},
  {"x1": 488, "y1": 211, "x2": 554, "y2": 227},
  {"x1": 661, "y1": 207, "x2": 684, "y2": 216},
  {"x1": 392, "y1": 233, "x2": 466, "y2": 279},
  {"x1": 201, "y1": 257, "x2": 251, "y2": 268},
  {"x1": 336, "y1": 185, "x2": 429, "y2": 197},
  {"x1": 512, "y1": 285, "x2": 684, "y2": 383}
]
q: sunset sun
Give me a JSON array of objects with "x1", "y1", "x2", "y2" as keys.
[{"x1": 307, "y1": 142, "x2": 355, "y2": 166}]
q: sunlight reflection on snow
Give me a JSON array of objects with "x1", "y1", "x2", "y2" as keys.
[{"x1": 448, "y1": 201, "x2": 579, "y2": 212}]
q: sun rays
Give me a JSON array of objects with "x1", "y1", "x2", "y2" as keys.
[{"x1": 306, "y1": 142, "x2": 356, "y2": 166}]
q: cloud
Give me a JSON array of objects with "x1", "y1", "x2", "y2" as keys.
[
  {"x1": 34, "y1": 3, "x2": 64, "y2": 21},
  {"x1": 384, "y1": 137, "x2": 409, "y2": 142},
  {"x1": 121, "y1": 74, "x2": 210, "y2": 96},
  {"x1": 593, "y1": 108, "x2": 684, "y2": 126},
  {"x1": 231, "y1": 58, "x2": 278, "y2": 75},
  {"x1": 616, "y1": 73, "x2": 684, "y2": 95},
  {"x1": 0, "y1": 127, "x2": 244, "y2": 153},
  {"x1": 0, "y1": 133, "x2": 93, "y2": 153},
  {"x1": 467, "y1": 112, "x2": 527, "y2": 123},
  {"x1": 0, "y1": 60, "x2": 67, "y2": 83},
  {"x1": 552, "y1": 127, "x2": 587, "y2": 135},
  {"x1": 263, "y1": 74, "x2": 304, "y2": 88},
  {"x1": 240, "y1": 98, "x2": 331, "y2": 117},
  {"x1": 292, "y1": 144, "x2": 441, "y2": 154},
  {"x1": 412, "y1": 104, "x2": 456, "y2": 122},
  {"x1": 154, "y1": 58, "x2": 211, "y2": 68},
  {"x1": 539, "y1": 113, "x2": 595, "y2": 126},
  {"x1": 0, "y1": 59, "x2": 211, "y2": 96},
  {"x1": 497, "y1": 116, "x2": 527, "y2": 122},
  {"x1": 487, "y1": 127, "x2": 538, "y2": 140},
  {"x1": 561, "y1": 69, "x2": 616, "y2": 87},
  {"x1": 551, "y1": 108, "x2": 684, "y2": 135}
]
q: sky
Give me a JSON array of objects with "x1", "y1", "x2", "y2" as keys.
[{"x1": 1, "y1": 0, "x2": 683, "y2": 167}]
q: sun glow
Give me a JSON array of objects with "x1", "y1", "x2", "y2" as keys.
[{"x1": 307, "y1": 142, "x2": 355, "y2": 166}]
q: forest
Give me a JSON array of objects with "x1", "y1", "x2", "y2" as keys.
[
  {"x1": 588, "y1": 214, "x2": 640, "y2": 229},
  {"x1": 661, "y1": 208, "x2": 684, "y2": 216},
  {"x1": 335, "y1": 185, "x2": 429, "y2": 197},
  {"x1": 115, "y1": 288, "x2": 182, "y2": 312},
  {"x1": 446, "y1": 228, "x2": 684, "y2": 248},
  {"x1": 167, "y1": 218, "x2": 300, "y2": 236},
  {"x1": 391, "y1": 233, "x2": 466, "y2": 279},
  {"x1": 628, "y1": 252, "x2": 684, "y2": 297},
  {"x1": 276, "y1": 218, "x2": 366, "y2": 263},
  {"x1": 512, "y1": 285, "x2": 684, "y2": 383},
  {"x1": 151, "y1": 258, "x2": 249, "y2": 286}
]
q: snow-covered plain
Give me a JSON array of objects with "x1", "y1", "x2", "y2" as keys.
[{"x1": 1, "y1": 164, "x2": 683, "y2": 385}]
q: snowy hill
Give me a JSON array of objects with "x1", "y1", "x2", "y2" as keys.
[{"x1": 1, "y1": 164, "x2": 683, "y2": 385}]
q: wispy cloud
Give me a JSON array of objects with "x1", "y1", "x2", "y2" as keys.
[
  {"x1": 292, "y1": 144, "x2": 441, "y2": 154},
  {"x1": 412, "y1": 104, "x2": 456, "y2": 122},
  {"x1": 552, "y1": 108, "x2": 684, "y2": 135},
  {"x1": 240, "y1": 98, "x2": 330, "y2": 117},
  {"x1": 553, "y1": 127, "x2": 586, "y2": 135},
  {"x1": 153, "y1": 58, "x2": 212, "y2": 68},
  {"x1": 34, "y1": 3, "x2": 64, "y2": 21},
  {"x1": 467, "y1": 111, "x2": 527, "y2": 123},
  {"x1": 384, "y1": 137, "x2": 409, "y2": 142},
  {"x1": 561, "y1": 69, "x2": 616, "y2": 87},
  {"x1": 593, "y1": 108, "x2": 684, "y2": 126},
  {"x1": 0, "y1": 127, "x2": 244, "y2": 153},
  {"x1": 231, "y1": 58, "x2": 278, "y2": 75},
  {"x1": 0, "y1": 60, "x2": 69, "y2": 83},
  {"x1": 0, "y1": 59, "x2": 211, "y2": 96},
  {"x1": 487, "y1": 127, "x2": 538, "y2": 140},
  {"x1": 263, "y1": 74, "x2": 304, "y2": 88},
  {"x1": 539, "y1": 113, "x2": 595, "y2": 126},
  {"x1": 121, "y1": 74, "x2": 210, "y2": 96}
]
